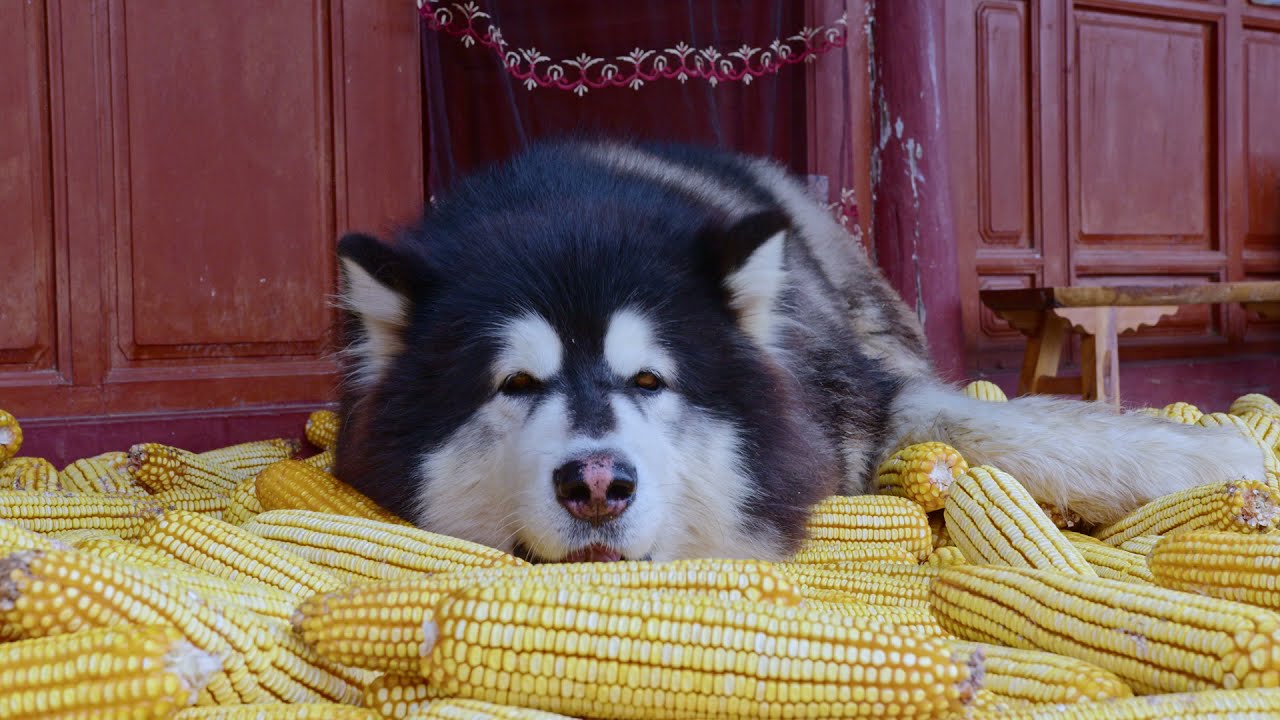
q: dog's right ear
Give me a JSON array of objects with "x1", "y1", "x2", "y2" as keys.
[{"x1": 336, "y1": 232, "x2": 427, "y2": 389}]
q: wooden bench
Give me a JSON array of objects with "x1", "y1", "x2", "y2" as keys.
[{"x1": 978, "y1": 281, "x2": 1280, "y2": 409}]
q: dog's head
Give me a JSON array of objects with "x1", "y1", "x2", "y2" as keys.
[{"x1": 332, "y1": 150, "x2": 835, "y2": 562}]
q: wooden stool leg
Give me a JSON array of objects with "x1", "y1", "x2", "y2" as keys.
[
  {"x1": 1018, "y1": 312, "x2": 1069, "y2": 395},
  {"x1": 1080, "y1": 307, "x2": 1120, "y2": 410}
]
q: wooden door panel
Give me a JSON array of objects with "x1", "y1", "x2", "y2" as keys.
[
  {"x1": 1074, "y1": 11, "x2": 1216, "y2": 249},
  {"x1": 977, "y1": 1, "x2": 1034, "y2": 250},
  {"x1": 110, "y1": 0, "x2": 333, "y2": 361},
  {"x1": 1244, "y1": 30, "x2": 1280, "y2": 264},
  {"x1": 0, "y1": 0, "x2": 57, "y2": 371}
]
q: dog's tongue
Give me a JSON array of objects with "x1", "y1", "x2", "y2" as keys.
[{"x1": 563, "y1": 544, "x2": 623, "y2": 562}]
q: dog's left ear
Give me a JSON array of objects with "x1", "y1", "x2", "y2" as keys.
[{"x1": 703, "y1": 210, "x2": 790, "y2": 348}]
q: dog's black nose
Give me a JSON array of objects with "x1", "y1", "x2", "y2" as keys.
[{"x1": 552, "y1": 455, "x2": 636, "y2": 524}]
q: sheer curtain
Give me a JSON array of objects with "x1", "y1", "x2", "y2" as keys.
[{"x1": 416, "y1": 0, "x2": 865, "y2": 237}]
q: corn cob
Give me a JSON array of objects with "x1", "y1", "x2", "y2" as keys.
[
  {"x1": 1231, "y1": 393, "x2": 1280, "y2": 418},
  {"x1": 1197, "y1": 411, "x2": 1268, "y2": 439},
  {"x1": 0, "y1": 625, "x2": 219, "y2": 719},
  {"x1": 77, "y1": 537, "x2": 190, "y2": 570},
  {"x1": 1094, "y1": 480, "x2": 1280, "y2": 546},
  {"x1": 197, "y1": 438, "x2": 300, "y2": 474},
  {"x1": 949, "y1": 640, "x2": 1132, "y2": 704},
  {"x1": 786, "y1": 539, "x2": 918, "y2": 565},
  {"x1": 930, "y1": 510, "x2": 952, "y2": 548},
  {"x1": 59, "y1": 453, "x2": 144, "y2": 494},
  {"x1": 257, "y1": 620, "x2": 367, "y2": 705},
  {"x1": 254, "y1": 459, "x2": 411, "y2": 526},
  {"x1": 0, "y1": 409, "x2": 21, "y2": 462},
  {"x1": 930, "y1": 564, "x2": 1280, "y2": 693},
  {"x1": 294, "y1": 559, "x2": 804, "y2": 674},
  {"x1": 926, "y1": 545, "x2": 967, "y2": 566},
  {"x1": 0, "y1": 548, "x2": 271, "y2": 704},
  {"x1": 1148, "y1": 531, "x2": 1280, "y2": 610},
  {"x1": 175, "y1": 706, "x2": 381, "y2": 719},
  {"x1": 1159, "y1": 401, "x2": 1202, "y2": 424},
  {"x1": 780, "y1": 563, "x2": 934, "y2": 607},
  {"x1": 151, "y1": 488, "x2": 231, "y2": 517},
  {"x1": 1117, "y1": 534, "x2": 1162, "y2": 556},
  {"x1": 1240, "y1": 411, "x2": 1280, "y2": 452},
  {"x1": 128, "y1": 442, "x2": 247, "y2": 495},
  {"x1": 0, "y1": 519, "x2": 67, "y2": 554},
  {"x1": 226, "y1": 476, "x2": 265, "y2": 525},
  {"x1": 305, "y1": 409, "x2": 340, "y2": 450},
  {"x1": 408, "y1": 698, "x2": 578, "y2": 720},
  {"x1": 795, "y1": 588, "x2": 947, "y2": 634},
  {"x1": 804, "y1": 494, "x2": 933, "y2": 560},
  {"x1": 944, "y1": 466, "x2": 1096, "y2": 575},
  {"x1": 963, "y1": 380, "x2": 1009, "y2": 402},
  {"x1": 0, "y1": 489, "x2": 161, "y2": 540},
  {"x1": 364, "y1": 675, "x2": 442, "y2": 720},
  {"x1": 875, "y1": 441, "x2": 968, "y2": 512},
  {"x1": 242, "y1": 509, "x2": 525, "y2": 581},
  {"x1": 0, "y1": 456, "x2": 62, "y2": 490},
  {"x1": 138, "y1": 510, "x2": 344, "y2": 596},
  {"x1": 962, "y1": 688, "x2": 1280, "y2": 719},
  {"x1": 48, "y1": 527, "x2": 124, "y2": 545},
  {"x1": 303, "y1": 449, "x2": 334, "y2": 473},
  {"x1": 420, "y1": 581, "x2": 981, "y2": 719},
  {"x1": 1069, "y1": 541, "x2": 1154, "y2": 585}
]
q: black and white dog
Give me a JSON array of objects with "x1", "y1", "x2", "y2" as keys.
[{"x1": 331, "y1": 139, "x2": 1264, "y2": 563}]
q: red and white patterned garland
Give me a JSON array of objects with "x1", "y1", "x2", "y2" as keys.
[{"x1": 416, "y1": 0, "x2": 849, "y2": 96}]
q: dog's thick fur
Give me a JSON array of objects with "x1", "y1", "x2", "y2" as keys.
[{"x1": 332, "y1": 139, "x2": 1266, "y2": 562}]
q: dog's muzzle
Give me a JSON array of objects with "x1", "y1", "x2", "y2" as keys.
[{"x1": 552, "y1": 453, "x2": 636, "y2": 526}]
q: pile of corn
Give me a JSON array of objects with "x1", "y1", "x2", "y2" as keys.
[{"x1": 0, "y1": 389, "x2": 1279, "y2": 719}]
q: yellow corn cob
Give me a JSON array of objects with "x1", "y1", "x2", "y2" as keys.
[
  {"x1": 242, "y1": 509, "x2": 525, "y2": 581},
  {"x1": 875, "y1": 441, "x2": 968, "y2": 512},
  {"x1": 797, "y1": 589, "x2": 946, "y2": 635},
  {"x1": 1117, "y1": 534, "x2": 1162, "y2": 556},
  {"x1": 138, "y1": 510, "x2": 344, "y2": 596},
  {"x1": 930, "y1": 510, "x2": 952, "y2": 548},
  {"x1": 1148, "y1": 531, "x2": 1280, "y2": 610},
  {"x1": 1094, "y1": 480, "x2": 1280, "y2": 546},
  {"x1": 225, "y1": 476, "x2": 265, "y2": 525},
  {"x1": 77, "y1": 537, "x2": 191, "y2": 570},
  {"x1": 305, "y1": 409, "x2": 340, "y2": 450},
  {"x1": 408, "y1": 698, "x2": 578, "y2": 720},
  {"x1": 364, "y1": 675, "x2": 442, "y2": 720},
  {"x1": 0, "y1": 625, "x2": 219, "y2": 719},
  {"x1": 0, "y1": 409, "x2": 21, "y2": 463},
  {"x1": 294, "y1": 558, "x2": 804, "y2": 674},
  {"x1": 197, "y1": 438, "x2": 300, "y2": 474},
  {"x1": 303, "y1": 448, "x2": 334, "y2": 473},
  {"x1": 930, "y1": 564, "x2": 1280, "y2": 693},
  {"x1": 0, "y1": 519, "x2": 67, "y2": 554},
  {"x1": 926, "y1": 545, "x2": 967, "y2": 566},
  {"x1": 786, "y1": 539, "x2": 918, "y2": 565},
  {"x1": 0, "y1": 548, "x2": 271, "y2": 704},
  {"x1": 257, "y1": 620, "x2": 367, "y2": 705},
  {"x1": 963, "y1": 380, "x2": 1008, "y2": 402},
  {"x1": 0, "y1": 457, "x2": 62, "y2": 490},
  {"x1": 804, "y1": 494, "x2": 933, "y2": 560},
  {"x1": 1231, "y1": 393, "x2": 1280, "y2": 418},
  {"x1": 949, "y1": 640, "x2": 1132, "y2": 704},
  {"x1": 151, "y1": 488, "x2": 231, "y2": 517},
  {"x1": 254, "y1": 459, "x2": 410, "y2": 525},
  {"x1": 175, "y1": 706, "x2": 381, "y2": 719},
  {"x1": 59, "y1": 453, "x2": 145, "y2": 494},
  {"x1": 1197, "y1": 411, "x2": 1268, "y2": 438},
  {"x1": 944, "y1": 466, "x2": 1096, "y2": 575},
  {"x1": 1159, "y1": 401, "x2": 1202, "y2": 424},
  {"x1": 962, "y1": 688, "x2": 1280, "y2": 719},
  {"x1": 780, "y1": 563, "x2": 934, "y2": 608},
  {"x1": 48, "y1": 527, "x2": 124, "y2": 545},
  {"x1": 421, "y1": 581, "x2": 981, "y2": 719},
  {"x1": 1069, "y1": 540, "x2": 1154, "y2": 584},
  {"x1": 1240, "y1": 411, "x2": 1280, "y2": 451},
  {"x1": 128, "y1": 442, "x2": 247, "y2": 495},
  {"x1": 0, "y1": 489, "x2": 161, "y2": 540}
]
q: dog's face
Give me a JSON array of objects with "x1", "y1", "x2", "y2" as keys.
[{"x1": 332, "y1": 155, "x2": 836, "y2": 562}]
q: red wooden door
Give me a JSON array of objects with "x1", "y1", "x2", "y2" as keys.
[
  {"x1": 947, "y1": 0, "x2": 1280, "y2": 408},
  {"x1": 0, "y1": 0, "x2": 424, "y2": 464}
]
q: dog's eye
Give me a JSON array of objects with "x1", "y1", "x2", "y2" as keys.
[
  {"x1": 632, "y1": 370, "x2": 664, "y2": 392},
  {"x1": 500, "y1": 372, "x2": 541, "y2": 395}
]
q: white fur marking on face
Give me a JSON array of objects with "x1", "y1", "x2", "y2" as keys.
[
  {"x1": 724, "y1": 230, "x2": 786, "y2": 349},
  {"x1": 603, "y1": 309, "x2": 674, "y2": 380},
  {"x1": 337, "y1": 257, "x2": 409, "y2": 389},
  {"x1": 493, "y1": 313, "x2": 563, "y2": 385}
]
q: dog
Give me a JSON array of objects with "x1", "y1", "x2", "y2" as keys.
[{"x1": 330, "y1": 138, "x2": 1266, "y2": 563}]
